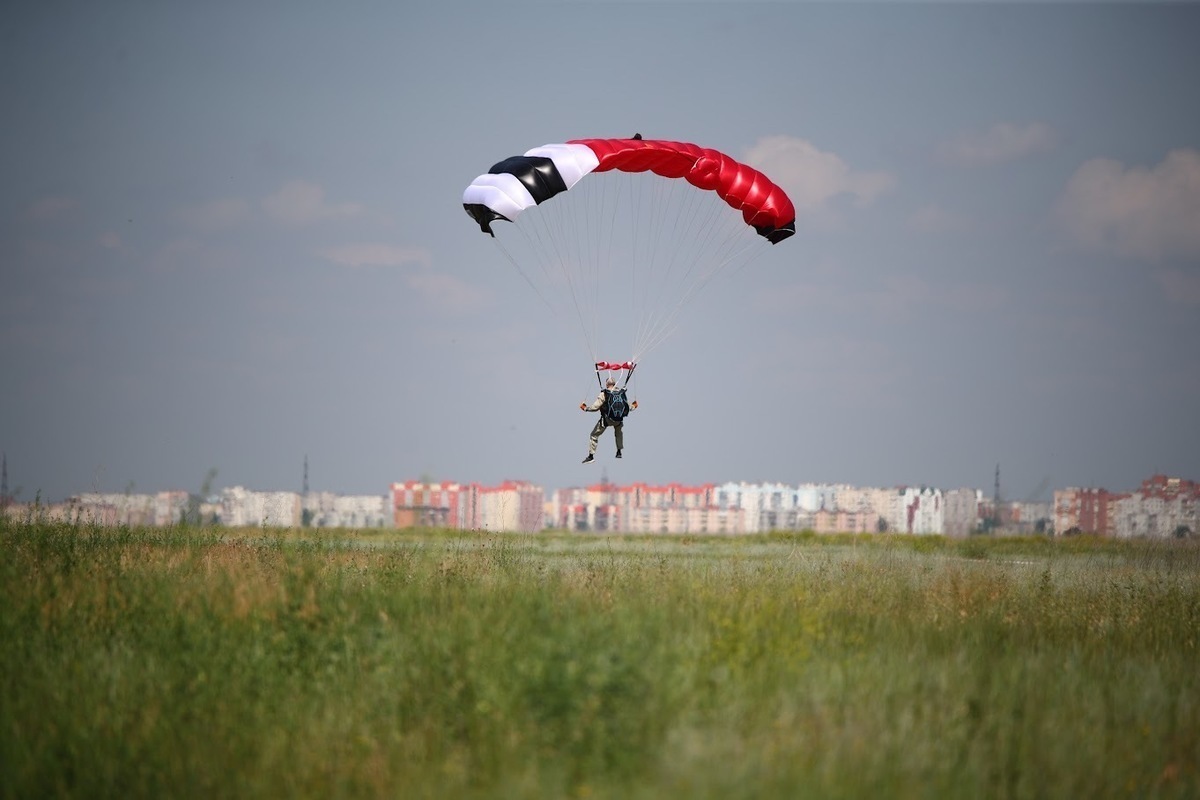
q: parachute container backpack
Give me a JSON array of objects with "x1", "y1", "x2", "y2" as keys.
[
  {"x1": 603, "y1": 387, "x2": 630, "y2": 422},
  {"x1": 463, "y1": 136, "x2": 797, "y2": 370}
]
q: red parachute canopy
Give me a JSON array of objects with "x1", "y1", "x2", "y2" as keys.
[
  {"x1": 568, "y1": 138, "x2": 795, "y2": 242},
  {"x1": 595, "y1": 361, "x2": 635, "y2": 371}
]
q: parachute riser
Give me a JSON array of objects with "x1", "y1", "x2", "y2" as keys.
[{"x1": 593, "y1": 360, "x2": 637, "y2": 393}]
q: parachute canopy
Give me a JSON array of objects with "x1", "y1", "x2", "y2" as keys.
[
  {"x1": 462, "y1": 136, "x2": 797, "y2": 368},
  {"x1": 464, "y1": 138, "x2": 796, "y2": 244}
]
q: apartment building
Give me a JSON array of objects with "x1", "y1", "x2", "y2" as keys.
[
  {"x1": 221, "y1": 487, "x2": 300, "y2": 527},
  {"x1": 1108, "y1": 475, "x2": 1198, "y2": 538},
  {"x1": 1054, "y1": 486, "x2": 1114, "y2": 536},
  {"x1": 303, "y1": 491, "x2": 388, "y2": 528}
]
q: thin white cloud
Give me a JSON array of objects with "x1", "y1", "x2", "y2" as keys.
[
  {"x1": 149, "y1": 237, "x2": 250, "y2": 274},
  {"x1": 175, "y1": 197, "x2": 252, "y2": 230},
  {"x1": 938, "y1": 122, "x2": 1056, "y2": 167},
  {"x1": 320, "y1": 243, "x2": 431, "y2": 269},
  {"x1": 405, "y1": 272, "x2": 488, "y2": 314},
  {"x1": 743, "y1": 135, "x2": 894, "y2": 216},
  {"x1": 755, "y1": 270, "x2": 1006, "y2": 319},
  {"x1": 28, "y1": 196, "x2": 77, "y2": 221},
  {"x1": 319, "y1": 243, "x2": 482, "y2": 312},
  {"x1": 262, "y1": 180, "x2": 364, "y2": 226},
  {"x1": 1056, "y1": 148, "x2": 1200, "y2": 261}
]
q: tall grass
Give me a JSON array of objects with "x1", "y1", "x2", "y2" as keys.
[{"x1": 2, "y1": 519, "x2": 1197, "y2": 798}]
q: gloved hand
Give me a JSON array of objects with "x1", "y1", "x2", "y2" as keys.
[
  {"x1": 579, "y1": 402, "x2": 587, "y2": 411},
  {"x1": 632, "y1": 400, "x2": 639, "y2": 409}
]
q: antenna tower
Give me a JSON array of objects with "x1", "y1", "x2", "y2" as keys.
[
  {"x1": 301, "y1": 454, "x2": 312, "y2": 528},
  {"x1": 993, "y1": 462, "x2": 1002, "y2": 529}
]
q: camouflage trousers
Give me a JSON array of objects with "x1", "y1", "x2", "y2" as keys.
[{"x1": 588, "y1": 417, "x2": 624, "y2": 455}]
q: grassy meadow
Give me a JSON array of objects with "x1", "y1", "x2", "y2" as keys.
[{"x1": 2, "y1": 517, "x2": 1198, "y2": 799}]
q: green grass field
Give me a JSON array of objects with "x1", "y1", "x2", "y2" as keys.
[{"x1": 2, "y1": 518, "x2": 1198, "y2": 798}]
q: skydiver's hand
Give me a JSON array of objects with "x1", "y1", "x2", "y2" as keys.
[
  {"x1": 632, "y1": 400, "x2": 639, "y2": 409},
  {"x1": 580, "y1": 402, "x2": 587, "y2": 411}
]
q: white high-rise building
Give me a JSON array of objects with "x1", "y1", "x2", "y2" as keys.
[{"x1": 221, "y1": 487, "x2": 300, "y2": 527}]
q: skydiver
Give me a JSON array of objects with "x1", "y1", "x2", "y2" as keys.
[{"x1": 580, "y1": 377, "x2": 637, "y2": 464}]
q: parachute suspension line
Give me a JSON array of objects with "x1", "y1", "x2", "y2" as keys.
[
  {"x1": 627, "y1": 170, "x2": 654, "y2": 364},
  {"x1": 635, "y1": 178, "x2": 701, "y2": 357},
  {"x1": 625, "y1": 176, "x2": 764, "y2": 363},
  {"x1": 550, "y1": 166, "x2": 629, "y2": 367},
  {"x1": 646, "y1": 176, "x2": 680, "y2": 355},
  {"x1": 574, "y1": 167, "x2": 622, "y2": 365},
  {"x1": 723, "y1": 239, "x2": 771, "y2": 283},
  {"x1": 575, "y1": 171, "x2": 636, "y2": 368},
  {"x1": 630, "y1": 173, "x2": 681, "y2": 362},
  {"x1": 517, "y1": 178, "x2": 600, "y2": 362},
  {"x1": 593, "y1": 174, "x2": 630, "y2": 364},
  {"x1": 611, "y1": 177, "x2": 633, "y2": 364},
  {"x1": 661, "y1": 182, "x2": 741, "y2": 353},
  {"x1": 511, "y1": 210, "x2": 565, "y2": 301},
  {"x1": 620, "y1": 171, "x2": 750, "y2": 365},
  {"x1": 594, "y1": 168, "x2": 625, "y2": 364},
  {"x1": 562, "y1": 180, "x2": 598, "y2": 361},
  {"x1": 667, "y1": 181, "x2": 752, "y2": 294},
  {"x1": 621, "y1": 177, "x2": 667, "y2": 363},
  {"x1": 636, "y1": 232, "x2": 759, "y2": 359},
  {"x1": 491, "y1": 236, "x2": 559, "y2": 317}
]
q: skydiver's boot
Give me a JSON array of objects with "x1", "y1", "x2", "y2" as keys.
[
  {"x1": 616, "y1": 449, "x2": 622, "y2": 458},
  {"x1": 582, "y1": 454, "x2": 594, "y2": 464}
]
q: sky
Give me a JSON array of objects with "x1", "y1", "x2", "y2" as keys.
[{"x1": 3, "y1": 1, "x2": 1199, "y2": 505}]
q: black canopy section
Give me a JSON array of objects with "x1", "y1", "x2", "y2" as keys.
[{"x1": 489, "y1": 156, "x2": 569, "y2": 204}]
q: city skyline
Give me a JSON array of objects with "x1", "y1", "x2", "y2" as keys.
[{"x1": 14, "y1": 470, "x2": 1195, "y2": 541}]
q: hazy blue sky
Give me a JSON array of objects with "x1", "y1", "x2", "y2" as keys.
[{"x1": 3, "y1": 2, "x2": 1198, "y2": 504}]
